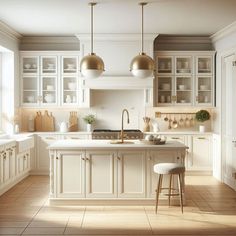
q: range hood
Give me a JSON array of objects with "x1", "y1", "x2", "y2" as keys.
[{"x1": 76, "y1": 33, "x2": 157, "y2": 89}]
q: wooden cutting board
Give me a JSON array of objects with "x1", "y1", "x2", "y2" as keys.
[
  {"x1": 69, "y1": 111, "x2": 78, "y2": 132},
  {"x1": 35, "y1": 110, "x2": 55, "y2": 131},
  {"x1": 35, "y1": 111, "x2": 42, "y2": 131}
]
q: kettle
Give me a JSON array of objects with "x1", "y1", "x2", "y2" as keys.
[{"x1": 59, "y1": 122, "x2": 68, "y2": 132}]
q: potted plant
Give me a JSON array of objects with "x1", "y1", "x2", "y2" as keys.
[
  {"x1": 195, "y1": 110, "x2": 210, "y2": 132},
  {"x1": 83, "y1": 114, "x2": 96, "y2": 132}
]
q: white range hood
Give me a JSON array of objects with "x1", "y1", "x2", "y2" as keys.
[
  {"x1": 76, "y1": 33, "x2": 157, "y2": 86},
  {"x1": 76, "y1": 33, "x2": 157, "y2": 106}
]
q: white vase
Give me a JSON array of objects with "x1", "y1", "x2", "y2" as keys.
[
  {"x1": 199, "y1": 124, "x2": 205, "y2": 133},
  {"x1": 87, "y1": 124, "x2": 92, "y2": 132}
]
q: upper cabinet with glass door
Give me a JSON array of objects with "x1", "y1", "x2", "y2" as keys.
[
  {"x1": 155, "y1": 51, "x2": 215, "y2": 107},
  {"x1": 21, "y1": 56, "x2": 39, "y2": 106},
  {"x1": 61, "y1": 56, "x2": 79, "y2": 106}
]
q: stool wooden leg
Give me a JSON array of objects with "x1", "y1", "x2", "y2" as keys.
[
  {"x1": 168, "y1": 174, "x2": 172, "y2": 207},
  {"x1": 155, "y1": 174, "x2": 163, "y2": 214},
  {"x1": 178, "y1": 173, "x2": 184, "y2": 213}
]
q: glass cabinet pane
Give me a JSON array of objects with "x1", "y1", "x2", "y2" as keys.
[
  {"x1": 62, "y1": 76, "x2": 78, "y2": 104},
  {"x1": 176, "y1": 57, "x2": 192, "y2": 74},
  {"x1": 176, "y1": 76, "x2": 192, "y2": 104},
  {"x1": 62, "y1": 57, "x2": 78, "y2": 74},
  {"x1": 157, "y1": 77, "x2": 173, "y2": 104},
  {"x1": 197, "y1": 57, "x2": 212, "y2": 74},
  {"x1": 22, "y1": 76, "x2": 38, "y2": 104},
  {"x1": 42, "y1": 76, "x2": 56, "y2": 104},
  {"x1": 197, "y1": 76, "x2": 212, "y2": 104},
  {"x1": 157, "y1": 57, "x2": 173, "y2": 74},
  {"x1": 22, "y1": 57, "x2": 38, "y2": 74},
  {"x1": 41, "y1": 57, "x2": 57, "y2": 74}
]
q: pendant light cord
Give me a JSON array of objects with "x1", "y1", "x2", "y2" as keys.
[
  {"x1": 141, "y1": 3, "x2": 144, "y2": 53},
  {"x1": 91, "y1": 3, "x2": 94, "y2": 54}
]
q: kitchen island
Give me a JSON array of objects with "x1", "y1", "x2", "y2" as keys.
[{"x1": 48, "y1": 140, "x2": 188, "y2": 204}]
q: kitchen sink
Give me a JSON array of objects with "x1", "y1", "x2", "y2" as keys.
[{"x1": 110, "y1": 140, "x2": 134, "y2": 144}]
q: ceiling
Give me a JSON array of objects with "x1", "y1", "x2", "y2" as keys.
[{"x1": 0, "y1": 0, "x2": 236, "y2": 36}]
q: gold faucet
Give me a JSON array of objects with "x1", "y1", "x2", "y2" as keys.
[{"x1": 120, "y1": 109, "x2": 130, "y2": 143}]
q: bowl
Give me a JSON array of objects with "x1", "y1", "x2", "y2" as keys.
[
  {"x1": 46, "y1": 85, "x2": 54, "y2": 91},
  {"x1": 162, "y1": 83, "x2": 171, "y2": 90},
  {"x1": 68, "y1": 82, "x2": 76, "y2": 90},
  {"x1": 67, "y1": 64, "x2": 75, "y2": 69},
  {"x1": 27, "y1": 96, "x2": 34, "y2": 102},
  {"x1": 24, "y1": 64, "x2": 31, "y2": 69},
  {"x1": 178, "y1": 85, "x2": 186, "y2": 90},
  {"x1": 200, "y1": 85, "x2": 208, "y2": 90}
]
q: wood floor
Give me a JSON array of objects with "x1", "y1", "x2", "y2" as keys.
[{"x1": 0, "y1": 175, "x2": 236, "y2": 235}]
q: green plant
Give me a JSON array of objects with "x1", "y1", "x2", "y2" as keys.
[
  {"x1": 83, "y1": 114, "x2": 96, "y2": 124},
  {"x1": 195, "y1": 110, "x2": 210, "y2": 123}
]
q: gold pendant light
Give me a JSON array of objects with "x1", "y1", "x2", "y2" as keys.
[
  {"x1": 80, "y1": 2, "x2": 105, "y2": 79},
  {"x1": 130, "y1": 2, "x2": 154, "y2": 79}
]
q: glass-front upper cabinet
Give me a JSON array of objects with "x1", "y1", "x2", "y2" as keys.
[
  {"x1": 175, "y1": 76, "x2": 192, "y2": 105},
  {"x1": 156, "y1": 76, "x2": 173, "y2": 105},
  {"x1": 41, "y1": 56, "x2": 57, "y2": 75},
  {"x1": 196, "y1": 56, "x2": 213, "y2": 75},
  {"x1": 196, "y1": 76, "x2": 212, "y2": 105},
  {"x1": 156, "y1": 56, "x2": 173, "y2": 74},
  {"x1": 62, "y1": 76, "x2": 78, "y2": 105},
  {"x1": 62, "y1": 56, "x2": 78, "y2": 74},
  {"x1": 22, "y1": 56, "x2": 39, "y2": 74},
  {"x1": 22, "y1": 76, "x2": 38, "y2": 105},
  {"x1": 175, "y1": 56, "x2": 192, "y2": 75},
  {"x1": 41, "y1": 76, "x2": 57, "y2": 105}
]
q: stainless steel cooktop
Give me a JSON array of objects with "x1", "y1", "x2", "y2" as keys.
[{"x1": 92, "y1": 129, "x2": 143, "y2": 140}]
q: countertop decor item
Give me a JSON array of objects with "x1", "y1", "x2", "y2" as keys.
[
  {"x1": 130, "y1": 2, "x2": 154, "y2": 79},
  {"x1": 34, "y1": 110, "x2": 55, "y2": 131},
  {"x1": 83, "y1": 114, "x2": 96, "y2": 132},
  {"x1": 195, "y1": 110, "x2": 210, "y2": 133},
  {"x1": 80, "y1": 2, "x2": 105, "y2": 79},
  {"x1": 69, "y1": 111, "x2": 78, "y2": 132},
  {"x1": 143, "y1": 116, "x2": 151, "y2": 132}
]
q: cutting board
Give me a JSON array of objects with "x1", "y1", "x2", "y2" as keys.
[
  {"x1": 69, "y1": 111, "x2": 78, "y2": 132},
  {"x1": 35, "y1": 111, "x2": 42, "y2": 131},
  {"x1": 35, "y1": 110, "x2": 55, "y2": 131}
]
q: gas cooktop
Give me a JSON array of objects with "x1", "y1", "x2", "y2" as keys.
[{"x1": 92, "y1": 129, "x2": 143, "y2": 140}]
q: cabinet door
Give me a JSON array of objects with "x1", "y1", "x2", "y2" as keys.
[
  {"x1": 17, "y1": 153, "x2": 24, "y2": 175},
  {"x1": 117, "y1": 150, "x2": 146, "y2": 198},
  {"x1": 23, "y1": 151, "x2": 30, "y2": 172},
  {"x1": 56, "y1": 151, "x2": 85, "y2": 198},
  {"x1": 156, "y1": 56, "x2": 174, "y2": 74},
  {"x1": 189, "y1": 136, "x2": 212, "y2": 171},
  {"x1": 85, "y1": 150, "x2": 117, "y2": 198},
  {"x1": 37, "y1": 135, "x2": 58, "y2": 173},
  {"x1": 196, "y1": 56, "x2": 213, "y2": 75},
  {"x1": 7, "y1": 146, "x2": 16, "y2": 178},
  {"x1": 2, "y1": 151, "x2": 11, "y2": 183},
  {"x1": 175, "y1": 56, "x2": 193, "y2": 75},
  {"x1": 147, "y1": 150, "x2": 181, "y2": 198}
]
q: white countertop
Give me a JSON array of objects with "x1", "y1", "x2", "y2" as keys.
[
  {"x1": 0, "y1": 139, "x2": 16, "y2": 146},
  {"x1": 143, "y1": 131, "x2": 213, "y2": 135},
  {"x1": 49, "y1": 139, "x2": 188, "y2": 150}
]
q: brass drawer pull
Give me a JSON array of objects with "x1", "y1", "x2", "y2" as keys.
[{"x1": 197, "y1": 137, "x2": 206, "y2": 139}]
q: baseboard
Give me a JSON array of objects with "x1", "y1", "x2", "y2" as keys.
[
  {"x1": 29, "y1": 170, "x2": 49, "y2": 175},
  {"x1": 223, "y1": 175, "x2": 236, "y2": 191},
  {"x1": 0, "y1": 172, "x2": 29, "y2": 196}
]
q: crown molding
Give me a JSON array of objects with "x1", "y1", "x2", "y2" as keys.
[
  {"x1": 20, "y1": 36, "x2": 79, "y2": 44},
  {"x1": 0, "y1": 20, "x2": 22, "y2": 41},
  {"x1": 76, "y1": 33, "x2": 158, "y2": 42},
  {"x1": 210, "y1": 20, "x2": 236, "y2": 43},
  {"x1": 155, "y1": 35, "x2": 212, "y2": 44}
]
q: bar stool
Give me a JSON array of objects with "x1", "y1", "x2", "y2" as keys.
[{"x1": 154, "y1": 163, "x2": 185, "y2": 213}]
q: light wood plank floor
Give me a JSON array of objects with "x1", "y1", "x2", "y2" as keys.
[{"x1": 0, "y1": 175, "x2": 236, "y2": 235}]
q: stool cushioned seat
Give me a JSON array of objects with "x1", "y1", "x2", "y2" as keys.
[{"x1": 154, "y1": 163, "x2": 185, "y2": 175}]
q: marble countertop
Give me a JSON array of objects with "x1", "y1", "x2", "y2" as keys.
[
  {"x1": 49, "y1": 139, "x2": 188, "y2": 150},
  {"x1": 0, "y1": 139, "x2": 16, "y2": 147}
]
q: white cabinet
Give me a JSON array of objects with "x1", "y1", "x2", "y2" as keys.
[
  {"x1": 86, "y1": 150, "x2": 117, "y2": 198},
  {"x1": 117, "y1": 150, "x2": 146, "y2": 198},
  {"x1": 56, "y1": 151, "x2": 85, "y2": 198},
  {"x1": 155, "y1": 51, "x2": 215, "y2": 107},
  {"x1": 2, "y1": 150, "x2": 10, "y2": 183},
  {"x1": 186, "y1": 135, "x2": 212, "y2": 171},
  {"x1": 36, "y1": 135, "x2": 59, "y2": 174},
  {"x1": 20, "y1": 51, "x2": 89, "y2": 107},
  {"x1": 17, "y1": 150, "x2": 30, "y2": 175}
]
